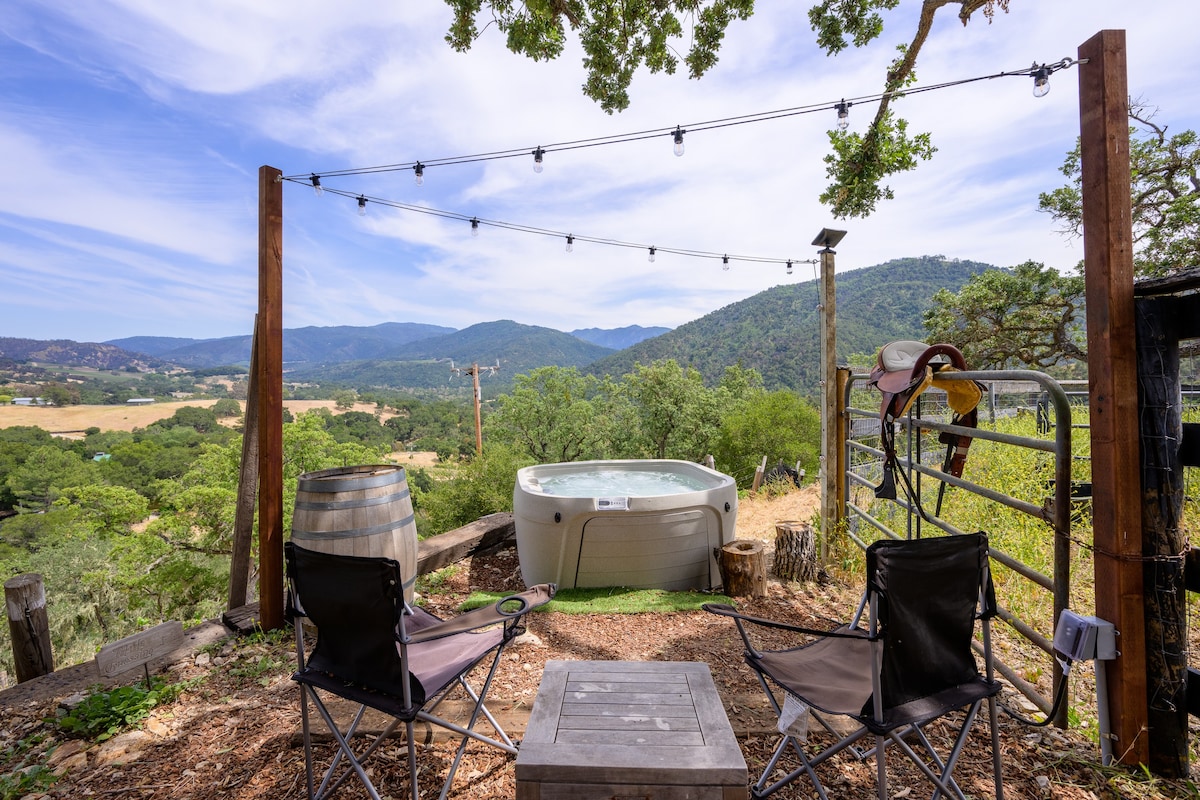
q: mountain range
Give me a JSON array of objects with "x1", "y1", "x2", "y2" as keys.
[{"x1": 1, "y1": 256, "x2": 993, "y2": 396}]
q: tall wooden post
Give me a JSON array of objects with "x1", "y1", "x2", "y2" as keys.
[
  {"x1": 257, "y1": 166, "x2": 285, "y2": 630},
  {"x1": 1134, "y1": 293, "x2": 1188, "y2": 776},
  {"x1": 228, "y1": 314, "x2": 260, "y2": 611},
  {"x1": 1078, "y1": 30, "x2": 1149, "y2": 767},
  {"x1": 4, "y1": 574, "x2": 54, "y2": 682},
  {"x1": 813, "y1": 229, "x2": 846, "y2": 563}
]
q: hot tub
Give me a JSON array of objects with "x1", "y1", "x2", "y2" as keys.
[{"x1": 513, "y1": 459, "x2": 738, "y2": 590}]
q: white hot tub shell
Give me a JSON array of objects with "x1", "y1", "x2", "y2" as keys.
[{"x1": 513, "y1": 459, "x2": 738, "y2": 590}]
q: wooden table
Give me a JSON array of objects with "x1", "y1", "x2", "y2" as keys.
[{"x1": 515, "y1": 660, "x2": 748, "y2": 800}]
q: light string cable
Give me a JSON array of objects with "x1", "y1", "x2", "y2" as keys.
[
  {"x1": 280, "y1": 57, "x2": 1084, "y2": 266},
  {"x1": 310, "y1": 184, "x2": 816, "y2": 268}
]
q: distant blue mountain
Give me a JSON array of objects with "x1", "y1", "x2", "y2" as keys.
[{"x1": 571, "y1": 325, "x2": 670, "y2": 349}]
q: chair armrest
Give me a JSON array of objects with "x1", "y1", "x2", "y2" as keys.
[
  {"x1": 702, "y1": 602, "x2": 872, "y2": 640},
  {"x1": 402, "y1": 584, "x2": 556, "y2": 643}
]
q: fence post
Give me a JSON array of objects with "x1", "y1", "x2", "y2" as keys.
[{"x1": 4, "y1": 574, "x2": 54, "y2": 682}]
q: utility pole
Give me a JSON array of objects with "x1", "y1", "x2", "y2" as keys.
[
  {"x1": 813, "y1": 228, "x2": 847, "y2": 564},
  {"x1": 451, "y1": 360, "x2": 500, "y2": 455}
]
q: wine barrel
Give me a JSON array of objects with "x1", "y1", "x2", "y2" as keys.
[{"x1": 291, "y1": 465, "x2": 418, "y2": 602}]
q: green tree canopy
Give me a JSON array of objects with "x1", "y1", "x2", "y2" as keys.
[
  {"x1": 924, "y1": 261, "x2": 1086, "y2": 369},
  {"x1": 1039, "y1": 103, "x2": 1200, "y2": 277},
  {"x1": 486, "y1": 366, "x2": 627, "y2": 463},
  {"x1": 443, "y1": 0, "x2": 1009, "y2": 218}
]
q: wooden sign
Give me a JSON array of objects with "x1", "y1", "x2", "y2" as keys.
[{"x1": 95, "y1": 621, "x2": 184, "y2": 678}]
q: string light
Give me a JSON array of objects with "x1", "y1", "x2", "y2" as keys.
[
  {"x1": 1032, "y1": 64, "x2": 1051, "y2": 97},
  {"x1": 285, "y1": 59, "x2": 1084, "y2": 189},
  {"x1": 786, "y1": 260, "x2": 793, "y2": 275},
  {"x1": 285, "y1": 59, "x2": 1087, "y2": 272},
  {"x1": 722, "y1": 255, "x2": 730, "y2": 271},
  {"x1": 306, "y1": 186, "x2": 816, "y2": 271},
  {"x1": 836, "y1": 100, "x2": 850, "y2": 131}
]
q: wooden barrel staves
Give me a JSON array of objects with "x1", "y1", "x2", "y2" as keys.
[{"x1": 291, "y1": 465, "x2": 418, "y2": 602}]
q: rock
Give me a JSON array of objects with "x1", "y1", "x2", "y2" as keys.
[
  {"x1": 195, "y1": 652, "x2": 212, "y2": 668},
  {"x1": 47, "y1": 739, "x2": 87, "y2": 773},
  {"x1": 93, "y1": 730, "x2": 151, "y2": 766},
  {"x1": 1035, "y1": 775, "x2": 1052, "y2": 796}
]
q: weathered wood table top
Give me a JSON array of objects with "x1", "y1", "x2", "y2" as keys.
[{"x1": 516, "y1": 660, "x2": 748, "y2": 799}]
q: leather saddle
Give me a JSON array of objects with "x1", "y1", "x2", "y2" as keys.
[{"x1": 866, "y1": 341, "x2": 983, "y2": 502}]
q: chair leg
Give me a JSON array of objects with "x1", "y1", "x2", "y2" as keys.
[
  {"x1": 875, "y1": 733, "x2": 887, "y2": 800},
  {"x1": 988, "y1": 696, "x2": 1004, "y2": 799},
  {"x1": 407, "y1": 720, "x2": 419, "y2": 800},
  {"x1": 299, "y1": 684, "x2": 315, "y2": 800}
]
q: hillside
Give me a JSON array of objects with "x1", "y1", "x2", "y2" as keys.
[
  {"x1": 288, "y1": 320, "x2": 614, "y2": 390},
  {"x1": 112, "y1": 322, "x2": 459, "y2": 367},
  {"x1": 586, "y1": 255, "x2": 994, "y2": 395},
  {"x1": 0, "y1": 337, "x2": 166, "y2": 371}
]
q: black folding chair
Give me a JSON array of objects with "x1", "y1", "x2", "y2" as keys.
[
  {"x1": 705, "y1": 532, "x2": 1003, "y2": 800},
  {"x1": 284, "y1": 542, "x2": 555, "y2": 800}
]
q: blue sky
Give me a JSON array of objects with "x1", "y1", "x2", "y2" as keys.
[{"x1": 2, "y1": 2, "x2": 1198, "y2": 344}]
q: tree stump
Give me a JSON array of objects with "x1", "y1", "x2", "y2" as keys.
[
  {"x1": 773, "y1": 522, "x2": 820, "y2": 583},
  {"x1": 715, "y1": 540, "x2": 767, "y2": 597},
  {"x1": 5, "y1": 573, "x2": 54, "y2": 683}
]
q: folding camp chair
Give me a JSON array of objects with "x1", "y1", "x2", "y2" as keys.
[
  {"x1": 705, "y1": 532, "x2": 1003, "y2": 800},
  {"x1": 284, "y1": 542, "x2": 555, "y2": 800}
]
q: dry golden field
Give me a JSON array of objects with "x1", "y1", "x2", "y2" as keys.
[{"x1": 0, "y1": 399, "x2": 443, "y2": 466}]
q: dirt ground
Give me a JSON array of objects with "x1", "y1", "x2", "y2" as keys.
[
  {"x1": 0, "y1": 399, "x2": 391, "y2": 436},
  {"x1": 1, "y1": 486, "x2": 1193, "y2": 800}
]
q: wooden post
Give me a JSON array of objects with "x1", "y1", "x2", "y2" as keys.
[
  {"x1": 751, "y1": 456, "x2": 767, "y2": 491},
  {"x1": 814, "y1": 229, "x2": 845, "y2": 565},
  {"x1": 835, "y1": 366, "x2": 850, "y2": 523},
  {"x1": 228, "y1": 314, "x2": 261, "y2": 611},
  {"x1": 1134, "y1": 293, "x2": 1188, "y2": 777},
  {"x1": 715, "y1": 540, "x2": 767, "y2": 597},
  {"x1": 1078, "y1": 30, "x2": 1149, "y2": 767},
  {"x1": 773, "y1": 522, "x2": 820, "y2": 583},
  {"x1": 257, "y1": 166, "x2": 285, "y2": 631},
  {"x1": 5, "y1": 574, "x2": 54, "y2": 682}
]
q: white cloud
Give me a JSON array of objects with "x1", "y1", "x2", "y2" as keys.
[{"x1": 2, "y1": 0, "x2": 1199, "y2": 341}]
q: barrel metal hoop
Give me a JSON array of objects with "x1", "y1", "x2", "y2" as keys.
[
  {"x1": 294, "y1": 488, "x2": 411, "y2": 512},
  {"x1": 291, "y1": 512, "x2": 416, "y2": 539},
  {"x1": 297, "y1": 467, "x2": 406, "y2": 493}
]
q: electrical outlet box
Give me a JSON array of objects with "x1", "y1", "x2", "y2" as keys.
[{"x1": 1053, "y1": 609, "x2": 1117, "y2": 661}]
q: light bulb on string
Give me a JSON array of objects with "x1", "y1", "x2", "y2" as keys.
[
  {"x1": 414, "y1": 162, "x2": 424, "y2": 186},
  {"x1": 672, "y1": 126, "x2": 685, "y2": 157},
  {"x1": 786, "y1": 260, "x2": 793, "y2": 275},
  {"x1": 310, "y1": 174, "x2": 323, "y2": 196},
  {"x1": 533, "y1": 147, "x2": 545, "y2": 173},
  {"x1": 1032, "y1": 64, "x2": 1051, "y2": 97},
  {"x1": 722, "y1": 255, "x2": 730, "y2": 271},
  {"x1": 648, "y1": 246, "x2": 656, "y2": 263},
  {"x1": 835, "y1": 100, "x2": 850, "y2": 131},
  {"x1": 357, "y1": 196, "x2": 368, "y2": 216},
  {"x1": 565, "y1": 234, "x2": 574, "y2": 253},
  {"x1": 470, "y1": 217, "x2": 480, "y2": 237}
]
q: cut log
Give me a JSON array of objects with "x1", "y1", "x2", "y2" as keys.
[
  {"x1": 773, "y1": 522, "x2": 820, "y2": 583},
  {"x1": 716, "y1": 539, "x2": 767, "y2": 597}
]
